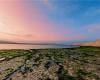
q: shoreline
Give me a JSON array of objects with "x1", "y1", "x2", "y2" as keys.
[{"x1": 0, "y1": 46, "x2": 100, "y2": 50}]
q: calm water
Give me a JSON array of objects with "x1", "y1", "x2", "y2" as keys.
[{"x1": 0, "y1": 44, "x2": 75, "y2": 49}]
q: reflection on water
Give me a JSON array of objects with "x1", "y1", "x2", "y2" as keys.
[{"x1": 0, "y1": 44, "x2": 72, "y2": 49}]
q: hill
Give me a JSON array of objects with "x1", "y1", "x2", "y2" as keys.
[
  {"x1": 0, "y1": 40, "x2": 17, "y2": 44},
  {"x1": 80, "y1": 39, "x2": 100, "y2": 47}
]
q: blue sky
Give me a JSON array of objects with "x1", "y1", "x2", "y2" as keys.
[
  {"x1": 39, "y1": 0, "x2": 100, "y2": 23},
  {"x1": 38, "y1": 0, "x2": 100, "y2": 42},
  {"x1": 0, "y1": 0, "x2": 100, "y2": 43}
]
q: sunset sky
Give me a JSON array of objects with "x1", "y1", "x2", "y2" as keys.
[{"x1": 0, "y1": 0, "x2": 100, "y2": 43}]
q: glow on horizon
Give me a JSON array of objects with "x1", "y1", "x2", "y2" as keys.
[{"x1": 0, "y1": 0, "x2": 100, "y2": 43}]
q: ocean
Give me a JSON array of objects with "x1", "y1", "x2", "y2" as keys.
[{"x1": 0, "y1": 44, "x2": 76, "y2": 49}]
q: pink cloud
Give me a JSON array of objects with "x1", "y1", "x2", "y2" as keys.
[
  {"x1": 0, "y1": 32, "x2": 32, "y2": 42},
  {"x1": 0, "y1": 0, "x2": 75, "y2": 43},
  {"x1": 64, "y1": 35, "x2": 85, "y2": 41},
  {"x1": 0, "y1": 0, "x2": 79, "y2": 45},
  {"x1": 87, "y1": 24, "x2": 100, "y2": 33},
  {"x1": 43, "y1": 0, "x2": 48, "y2": 4},
  {"x1": 43, "y1": 0, "x2": 53, "y2": 9}
]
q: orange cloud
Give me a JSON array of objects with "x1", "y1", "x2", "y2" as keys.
[{"x1": 0, "y1": 32, "x2": 31, "y2": 42}]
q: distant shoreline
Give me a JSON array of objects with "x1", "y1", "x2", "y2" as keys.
[
  {"x1": 0, "y1": 44, "x2": 78, "y2": 50},
  {"x1": 0, "y1": 43, "x2": 74, "y2": 46},
  {"x1": 0, "y1": 46, "x2": 100, "y2": 50}
]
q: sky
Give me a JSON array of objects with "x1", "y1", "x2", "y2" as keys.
[{"x1": 0, "y1": 0, "x2": 100, "y2": 43}]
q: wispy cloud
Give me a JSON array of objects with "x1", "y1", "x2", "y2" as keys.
[
  {"x1": 87, "y1": 24, "x2": 100, "y2": 33},
  {"x1": 0, "y1": 0, "x2": 99, "y2": 43},
  {"x1": 0, "y1": 32, "x2": 31, "y2": 42},
  {"x1": 0, "y1": 0, "x2": 74, "y2": 42},
  {"x1": 43, "y1": 0, "x2": 48, "y2": 5},
  {"x1": 42, "y1": 0, "x2": 54, "y2": 9}
]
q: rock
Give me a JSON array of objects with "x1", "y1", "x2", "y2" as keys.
[{"x1": 0, "y1": 58, "x2": 5, "y2": 61}]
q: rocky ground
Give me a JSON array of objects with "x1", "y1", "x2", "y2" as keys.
[{"x1": 0, "y1": 47, "x2": 100, "y2": 80}]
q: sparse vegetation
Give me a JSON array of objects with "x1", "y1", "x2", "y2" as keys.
[{"x1": 0, "y1": 47, "x2": 100, "y2": 80}]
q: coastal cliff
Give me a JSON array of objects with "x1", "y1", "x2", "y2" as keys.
[{"x1": 80, "y1": 39, "x2": 100, "y2": 47}]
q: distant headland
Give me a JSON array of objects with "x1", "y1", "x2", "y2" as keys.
[{"x1": 79, "y1": 39, "x2": 100, "y2": 47}]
